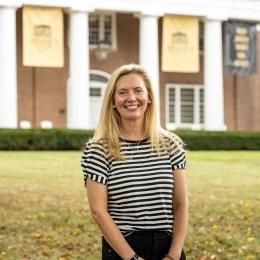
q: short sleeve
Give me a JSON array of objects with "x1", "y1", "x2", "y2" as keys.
[
  {"x1": 80, "y1": 141, "x2": 109, "y2": 186},
  {"x1": 168, "y1": 134, "x2": 187, "y2": 170}
]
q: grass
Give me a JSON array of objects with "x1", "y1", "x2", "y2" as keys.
[{"x1": 0, "y1": 151, "x2": 259, "y2": 259}]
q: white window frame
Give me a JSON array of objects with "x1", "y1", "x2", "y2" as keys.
[
  {"x1": 166, "y1": 84, "x2": 204, "y2": 130},
  {"x1": 90, "y1": 69, "x2": 111, "y2": 82},
  {"x1": 89, "y1": 12, "x2": 117, "y2": 50},
  {"x1": 89, "y1": 69, "x2": 110, "y2": 99}
]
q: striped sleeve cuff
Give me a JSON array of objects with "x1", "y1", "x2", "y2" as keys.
[
  {"x1": 84, "y1": 172, "x2": 107, "y2": 186},
  {"x1": 172, "y1": 161, "x2": 187, "y2": 170}
]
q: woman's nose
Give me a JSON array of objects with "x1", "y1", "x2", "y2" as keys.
[{"x1": 127, "y1": 90, "x2": 136, "y2": 100}]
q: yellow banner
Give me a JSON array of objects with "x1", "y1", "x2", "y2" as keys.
[
  {"x1": 23, "y1": 6, "x2": 64, "y2": 67},
  {"x1": 162, "y1": 15, "x2": 199, "y2": 73}
]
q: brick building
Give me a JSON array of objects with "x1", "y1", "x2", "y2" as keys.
[{"x1": 1, "y1": 0, "x2": 260, "y2": 131}]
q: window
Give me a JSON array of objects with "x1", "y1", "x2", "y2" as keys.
[
  {"x1": 89, "y1": 13, "x2": 116, "y2": 48},
  {"x1": 199, "y1": 88, "x2": 204, "y2": 123},
  {"x1": 90, "y1": 88, "x2": 101, "y2": 97},
  {"x1": 168, "y1": 88, "x2": 175, "y2": 123},
  {"x1": 167, "y1": 84, "x2": 204, "y2": 130},
  {"x1": 89, "y1": 15, "x2": 99, "y2": 44},
  {"x1": 181, "y1": 89, "x2": 194, "y2": 123}
]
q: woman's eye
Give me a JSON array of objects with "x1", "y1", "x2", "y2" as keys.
[
  {"x1": 135, "y1": 89, "x2": 144, "y2": 95},
  {"x1": 119, "y1": 90, "x2": 128, "y2": 96}
]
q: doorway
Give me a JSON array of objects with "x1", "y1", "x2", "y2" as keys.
[{"x1": 89, "y1": 70, "x2": 110, "y2": 129}]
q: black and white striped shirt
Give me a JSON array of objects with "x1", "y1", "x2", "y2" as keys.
[{"x1": 81, "y1": 136, "x2": 186, "y2": 234}]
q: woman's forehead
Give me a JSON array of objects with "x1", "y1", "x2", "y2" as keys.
[{"x1": 115, "y1": 73, "x2": 146, "y2": 88}]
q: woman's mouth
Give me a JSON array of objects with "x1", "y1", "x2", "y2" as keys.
[{"x1": 125, "y1": 104, "x2": 140, "y2": 111}]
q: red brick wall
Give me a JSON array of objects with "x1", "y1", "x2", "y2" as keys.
[
  {"x1": 247, "y1": 32, "x2": 260, "y2": 130},
  {"x1": 223, "y1": 68, "x2": 236, "y2": 130},
  {"x1": 223, "y1": 32, "x2": 260, "y2": 131},
  {"x1": 250, "y1": 71, "x2": 260, "y2": 130},
  {"x1": 17, "y1": 8, "x2": 34, "y2": 126}
]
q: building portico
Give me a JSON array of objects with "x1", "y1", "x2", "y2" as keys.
[{"x1": 1, "y1": 0, "x2": 260, "y2": 130}]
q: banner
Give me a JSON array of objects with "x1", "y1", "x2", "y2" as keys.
[
  {"x1": 225, "y1": 21, "x2": 256, "y2": 75},
  {"x1": 162, "y1": 15, "x2": 199, "y2": 73},
  {"x1": 23, "y1": 6, "x2": 64, "y2": 67}
]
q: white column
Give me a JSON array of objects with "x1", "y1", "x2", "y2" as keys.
[
  {"x1": 67, "y1": 10, "x2": 90, "y2": 129},
  {"x1": 139, "y1": 14, "x2": 160, "y2": 112},
  {"x1": 204, "y1": 19, "x2": 226, "y2": 131},
  {"x1": 0, "y1": 7, "x2": 17, "y2": 128}
]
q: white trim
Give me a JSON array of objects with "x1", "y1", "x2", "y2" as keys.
[
  {"x1": 2, "y1": 0, "x2": 260, "y2": 21},
  {"x1": 139, "y1": 14, "x2": 160, "y2": 120},
  {"x1": 0, "y1": 6, "x2": 17, "y2": 128},
  {"x1": 166, "y1": 84, "x2": 204, "y2": 130},
  {"x1": 204, "y1": 19, "x2": 226, "y2": 131},
  {"x1": 175, "y1": 87, "x2": 181, "y2": 126},
  {"x1": 194, "y1": 87, "x2": 200, "y2": 127},
  {"x1": 67, "y1": 11, "x2": 90, "y2": 129}
]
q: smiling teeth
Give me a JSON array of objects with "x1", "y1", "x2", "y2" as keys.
[{"x1": 126, "y1": 105, "x2": 138, "y2": 109}]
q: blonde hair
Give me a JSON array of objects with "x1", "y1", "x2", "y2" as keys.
[{"x1": 93, "y1": 63, "x2": 176, "y2": 159}]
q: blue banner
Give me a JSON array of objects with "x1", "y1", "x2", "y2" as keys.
[{"x1": 225, "y1": 21, "x2": 256, "y2": 75}]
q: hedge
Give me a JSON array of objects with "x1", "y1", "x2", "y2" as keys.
[
  {"x1": 175, "y1": 130, "x2": 260, "y2": 150},
  {"x1": 0, "y1": 128, "x2": 92, "y2": 150},
  {"x1": 0, "y1": 128, "x2": 260, "y2": 150}
]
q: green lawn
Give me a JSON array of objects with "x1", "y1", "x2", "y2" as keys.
[{"x1": 0, "y1": 151, "x2": 259, "y2": 259}]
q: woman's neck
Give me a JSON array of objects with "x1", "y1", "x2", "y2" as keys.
[{"x1": 119, "y1": 120, "x2": 146, "y2": 141}]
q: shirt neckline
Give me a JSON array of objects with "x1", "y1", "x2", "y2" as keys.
[{"x1": 119, "y1": 137, "x2": 148, "y2": 144}]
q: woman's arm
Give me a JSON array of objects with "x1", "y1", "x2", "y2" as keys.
[
  {"x1": 86, "y1": 179, "x2": 136, "y2": 260},
  {"x1": 165, "y1": 169, "x2": 188, "y2": 260}
]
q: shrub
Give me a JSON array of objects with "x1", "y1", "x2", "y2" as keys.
[
  {"x1": 0, "y1": 128, "x2": 93, "y2": 150},
  {"x1": 0, "y1": 128, "x2": 259, "y2": 150},
  {"x1": 175, "y1": 130, "x2": 260, "y2": 150}
]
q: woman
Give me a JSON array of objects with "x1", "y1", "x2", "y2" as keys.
[{"x1": 81, "y1": 64, "x2": 188, "y2": 260}]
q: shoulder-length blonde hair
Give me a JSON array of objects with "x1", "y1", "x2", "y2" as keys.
[{"x1": 93, "y1": 63, "x2": 170, "y2": 159}]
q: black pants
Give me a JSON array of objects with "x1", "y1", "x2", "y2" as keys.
[{"x1": 102, "y1": 231, "x2": 186, "y2": 260}]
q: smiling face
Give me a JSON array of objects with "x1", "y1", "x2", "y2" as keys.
[{"x1": 113, "y1": 73, "x2": 150, "y2": 124}]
